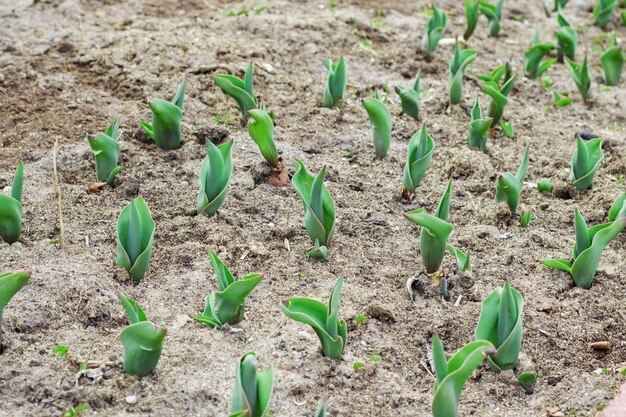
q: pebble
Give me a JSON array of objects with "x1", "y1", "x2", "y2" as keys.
[
  {"x1": 298, "y1": 331, "x2": 313, "y2": 341},
  {"x1": 125, "y1": 395, "x2": 137, "y2": 405},
  {"x1": 11, "y1": 242, "x2": 22, "y2": 248}
]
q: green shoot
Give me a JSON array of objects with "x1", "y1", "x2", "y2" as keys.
[
  {"x1": 0, "y1": 270, "x2": 30, "y2": 348},
  {"x1": 552, "y1": 91, "x2": 572, "y2": 108},
  {"x1": 554, "y1": 0, "x2": 570, "y2": 10},
  {"x1": 500, "y1": 120, "x2": 514, "y2": 138},
  {"x1": 537, "y1": 178, "x2": 554, "y2": 193},
  {"x1": 403, "y1": 126, "x2": 435, "y2": 198},
  {"x1": 140, "y1": 77, "x2": 185, "y2": 150},
  {"x1": 362, "y1": 97, "x2": 392, "y2": 159},
  {"x1": 194, "y1": 251, "x2": 263, "y2": 328},
  {"x1": 61, "y1": 404, "x2": 90, "y2": 417},
  {"x1": 395, "y1": 74, "x2": 420, "y2": 120},
  {"x1": 116, "y1": 197, "x2": 155, "y2": 281},
  {"x1": 475, "y1": 282, "x2": 524, "y2": 372},
  {"x1": 315, "y1": 400, "x2": 327, "y2": 417},
  {"x1": 496, "y1": 148, "x2": 529, "y2": 214},
  {"x1": 609, "y1": 192, "x2": 626, "y2": 221},
  {"x1": 422, "y1": 5, "x2": 447, "y2": 52},
  {"x1": 555, "y1": 8, "x2": 577, "y2": 62},
  {"x1": 230, "y1": 352, "x2": 273, "y2": 417},
  {"x1": 593, "y1": 0, "x2": 618, "y2": 30},
  {"x1": 197, "y1": 140, "x2": 234, "y2": 216},
  {"x1": 88, "y1": 120, "x2": 122, "y2": 186},
  {"x1": 565, "y1": 55, "x2": 592, "y2": 101},
  {"x1": 213, "y1": 63, "x2": 258, "y2": 116},
  {"x1": 480, "y1": 0, "x2": 505, "y2": 37},
  {"x1": 463, "y1": 0, "x2": 480, "y2": 40},
  {"x1": 323, "y1": 56, "x2": 346, "y2": 108},
  {"x1": 600, "y1": 35, "x2": 624, "y2": 85},
  {"x1": 517, "y1": 371, "x2": 538, "y2": 394},
  {"x1": 523, "y1": 28, "x2": 556, "y2": 78},
  {"x1": 468, "y1": 98, "x2": 492, "y2": 152},
  {"x1": 449, "y1": 42, "x2": 477, "y2": 105},
  {"x1": 482, "y1": 65, "x2": 516, "y2": 127},
  {"x1": 520, "y1": 210, "x2": 532, "y2": 227},
  {"x1": 0, "y1": 162, "x2": 24, "y2": 244},
  {"x1": 571, "y1": 137, "x2": 603, "y2": 190},
  {"x1": 280, "y1": 277, "x2": 347, "y2": 358},
  {"x1": 248, "y1": 109, "x2": 279, "y2": 168}
]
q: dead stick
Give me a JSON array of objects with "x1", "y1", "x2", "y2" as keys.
[{"x1": 52, "y1": 139, "x2": 66, "y2": 249}]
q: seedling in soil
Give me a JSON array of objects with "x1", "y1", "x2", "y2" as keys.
[
  {"x1": 600, "y1": 36, "x2": 624, "y2": 85},
  {"x1": 248, "y1": 109, "x2": 280, "y2": 168},
  {"x1": 61, "y1": 404, "x2": 90, "y2": 417},
  {"x1": 500, "y1": 120, "x2": 514, "y2": 138},
  {"x1": 520, "y1": 210, "x2": 532, "y2": 227},
  {"x1": 395, "y1": 74, "x2": 420, "y2": 120},
  {"x1": 571, "y1": 136, "x2": 603, "y2": 191},
  {"x1": 463, "y1": 0, "x2": 480, "y2": 40},
  {"x1": 566, "y1": 55, "x2": 592, "y2": 101},
  {"x1": 214, "y1": 63, "x2": 258, "y2": 116},
  {"x1": 362, "y1": 97, "x2": 392, "y2": 159},
  {"x1": 88, "y1": 120, "x2": 122, "y2": 186},
  {"x1": 0, "y1": 162, "x2": 24, "y2": 244},
  {"x1": 554, "y1": 0, "x2": 569, "y2": 10},
  {"x1": 609, "y1": 192, "x2": 626, "y2": 221},
  {"x1": 554, "y1": 8, "x2": 577, "y2": 62},
  {"x1": 402, "y1": 126, "x2": 435, "y2": 198},
  {"x1": 541, "y1": 207, "x2": 626, "y2": 288},
  {"x1": 496, "y1": 148, "x2": 529, "y2": 214},
  {"x1": 481, "y1": 64, "x2": 516, "y2": 128},
  {"x1": 480, "y1": 0, "x2": 505, "y2": 37},
  {"x1": 140, "y1": 77, "x2": 186, "y2": 150},
  {"x1": 593, "y1": 0, "x2": 618, "y2": 30},
  {"x1": 449, "y1": 41, "x2": 477, "y2": 105},
  {"x1": 197, "y1": 140, "x2": 233, "y2": 216},
  {"x1": 422, "y1": 4, "x2": 447, "y2": 52},
  {"x1": 116, "y1": 197, "x2": 155, "y2": 282},
  {"x1": 194, "y1": 251, "x2": 263, "y2": 328},
  {"x1": 119, "y1": 295, "x2": 166, "y2": 377},
  {"x1": 292, "y1": 160, "x2": 335, "y2": 259},
  {"x1": 230, "y1": 352, "x2": 273, "y2": 417},
  {"x1": 431, "y1": 335, "x2": 495, "y2": 417},
  {"x1": 523, "y1": 29, "x2": 556, "y2": 79},
  {"x1": 552, "y1": 91, "x2": 572, "y2": 108},
  {"x1": 322, "y1": 56, "x2": 346, "y2": 108},
  {"x1": 53, "y1": 345, "x2": 89, "y2": 371},
  {"x1": 0, "y1": 270, "x2": 30, "y2": 349},
  {"x1": 475, "y1": 282, "x2": 524, "y2": 372},
  {"x1": 404, "y1": 181, "x2": 471, "y2": 277},
  {"x1": 517, "y1": 371, "x2": 538, "y2": 394},
  {"x1": 315, "y1": 400, "x2": 327, "y2": 417},
  {"x1": 468, "y1": 98, "x2": 492, "y2": 152},
  {"x1": 280, "y1": 277, "x2": 347, "y2": 359}
]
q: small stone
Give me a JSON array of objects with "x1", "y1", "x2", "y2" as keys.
[
  {"x1": 298, "y1": 331, "x2": 313, "y2": 341},
  {"x1": 125, "y1": 395, "x2": 137, "y2": 405},
  {"x1": 11, "y1": 242, "x2": 22, "y2": 248},
  {"x1": 360, "y1": 340, "x2": 367, "y2": 347}
]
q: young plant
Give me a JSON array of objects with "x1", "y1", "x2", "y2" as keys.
[
  {"x1": 463, "y1": 0, "x2": 480, "y2": 40},
  {"x1": 496, "y1": 148, "x2": 529, "y2": 214},
  {"x1": 537, "y1": 178, "x2": 554, "y2": 193},
  {"x1": 600, "y1": 36, "x2": 624, "y2": 85},
  {"x1": 468, "y1": 98, "x2": 492, "y2": 152},
  {"x1": 140, "y1": 77, "x2": 186, "y2": 150},
  {"x1": 523, "y1": 29, "x2": 556, "y2": 79},
  {"x1": 362, "y1": 97, "x2": 392, "y2": 159},
  {"x1": 554, "y1": 0, "x2": 569, "y2": 10},
  {"x1": 422, "y1": 5, "x2": 447, "y2": 52},
  {"x1": 552, "y1": 91, "x2": 572, "y2": 108},
  {"x1": 475, "y1": 282, "x2": 524, "y2": 372},
  {"x1": 404, "y1": 181, "x2": 471, "y2": 276},
  {"x1": 280, "y1": 276, "x2": 346, "y2": 358},
  {"x1": 500, "y1": 120, "x2": 514, "y2": 138},
  {"x1": 609, "y1": 192, "x2": 626, "y2": 221},
  {"x1": 431, "y1": 335, "x2": 496, "y2": 417},
  {"x1": 248, "y1": 109, "x2": 279, "y2": 168},
  {"x1": 565, "y1": 55, "x2": 592, "y2": 101},
  {"x1": 449, "y1": 42, "x2": 477, "y2": 105},
  {"x1": 571, "y1": 137, "x2": 603, "y2": 190},
  {"x1": 230, "y1": 352, "x2": 273, "y2": 417},
  {"x1": 395, "y1": 74, "x2": 420, "y2": 120},
  {"x1": 0, "y1": 162, "x2": 24, "y2": 244},
  {"x1": 197, "y1": 140, "x2": 234, "y2": 216},
  {"x1": 292, "y1": 160, "x2": 335, "y2": 259},
  {"x1": 88, "y1": 120, "x2": 122, "y2": 186},
  {"x1": 593, "y1": 0, "x2": 618, "y2": 30},
  {"x1": 480, "y1": 0, "x2": 505, "y2": 37},
  {"x1": 0, "y1": 270, "x2": 30, "y2": 348},
  {"x1": 482, "y1": 69, "x2": 516, "y2": 128},
  {"x1": 116, "y1": 197, "x2": 155, "y2": 282},
  {"x1": 402, "y1": 126, "x2": 435, "y2": 198},
  {"x1": 541, "y1": 208, "x2": 626, "y2": 288},
  {"x1": 315, "y1": 400, "x2": 327, "y2": 417},
  {"x1": 322, "y1": 56, "x2": 346, "y2": 108},
  {"x1": 119, "y1": 295, "x2": 166, "y2": 377},
  {"x1": 517, "y1": 371, "x2": 538, "y2": 394},
  {"x1": 194, "y1": 251, "x2": 263, "y2": 328},
  {"x1": 554, "y1": 9, "x2": 577, "y2": 62},
  {"x1": 213, "y1": 63, "x2": 258, "y2": 116}
]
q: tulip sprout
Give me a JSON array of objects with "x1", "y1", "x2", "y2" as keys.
[
  {"x1": 553, "y1": 91, "x2": 572, "y2": 108},
  {"x1": 480, "y1": 0, "x2": 505, "y2": 37},
  {"x1": 481, "y1": 64, "x2": 516, "y2": 128},
  {"x1": 116, "y1": 197, "x2": 155, "y2": 282},
  {"x1": 402, "y1": 126, "x2": 435, "y2": 198},
  {"x1": 609, "y1": 192, "x2": 626, "y2": 222},
  {"x1": 0, "y1": 162, "x2": 24, "y2": 244},
  {"x1": 197, "y1": 140, "x2": 234, "y2": 216},
  {"x1": 248, "y1": 109, "x2": 280, "y2": 168},
  {"x1": 571, "y1": 137, "x2": 603, "y2": 191},
  {"x1": 395, "y1": 74, "x2": 420, "y2": 120},
  {"x1": 554, "y1": 0, "x2": 570, "y2": 10},
  {"x1": 362, "y1": 97, "x2": 392, "y2": 159},
  {"x1": 0, "y1": 270, "x2": 30, "y2": 349},
  {"x1": 541, "y1": 207, "x2": 626, "y2": 289},
  {"x1": 404, "y1": 181, "x2": 471, "y2": 277},
  {"x1": 140, "y1": 77, "x2": 186, "y2": 150},
  {"x1": 537, "y1": 178, "x2": 554, "y2": 193},
  {"x1": 194, "y1": 251, "x2": 263, "y2": 328},
  {"x1": 593, "y1": 0, "x2": 618, "y2": 30},
  {"x1": 463, "y1": 0, "x2": 480, "y2": 41},
  {"x1": 475, "y1": 282, "x2": 524, "y2": 372},
  {"x1": 600, "y1": 36, "x2": 624, "y2": 85},
  {"x1": 523, "y1": 29, "x2": 556, "y2": 79},
  {"x1": 496, "y1": 148, "x2": 529, "y2": 214},
  {"x1": 431, "y1": 335, "x2": 495, "y2": 417},
  {"x1": 88, "y1": 120, "x2": 122, "y2": 186},
  {"x1": 315, "y1": 401, "x2": 327, "y2": 417},
  {"x1": 214, "y1": 63, "x2": 258, "y2": 116},
  {"x1": 119, "y1": 295, "x2": 166, "y2": 377},
  {"x1": 519, "y1": 210, "x2": 532, "y2": 227},
  {"x1": 500, "y1": 120, "x2": 514, "y2": 138},
  {"x1": 422, "y1": 5, "x2": 447, "y2": 52},
  {"x1": 449, "y1": 42, "x2": 477, "y2": 105},
  {"x1": 468, "y1": 98, "x2": 492, "y2": 152},
  {"x1": 230, "y1": 352, "x2": 273, "y2": 417},
  {"x1": 566, "y1": 56, "x2": 592, "y2": 101},
  {"x1": 554, "y1": 9, "x2": 577, "y2": 62},
  {"x1": 280, "y1": 277, "x2": 346, "y2": 359},
  {"x1": 517, "y1": 371, "x2": 538, "y2": 395},
  {"x1": 292, "y1": 160, "x2": 335, "y2": 259},
  {"x1": 323, "y1": 56, "x2": 346, "y2": 108}
]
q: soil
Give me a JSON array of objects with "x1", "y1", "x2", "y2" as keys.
[{"x1": 1, "y1": 0, "x2": 626, "y2": 416}]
